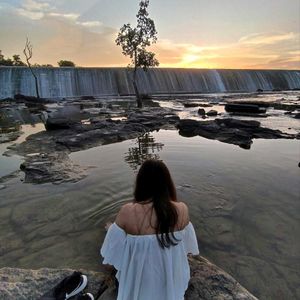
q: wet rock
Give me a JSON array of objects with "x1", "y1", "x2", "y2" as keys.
[
  {"x1": 6, "y1": 108, "x2": 180, "y2": 183},
  {"x1": 256, "y1": 89, "x2": 263, "y2": 92},
  {"x1": 19, "y1": 152, "x2": 88, "y2": 184},
  {"x1": 294, "y1": 113, "x2": 300, "y2": 119},
  {"x1": 80, "y1": 95, "x2": 95, "y2": 100},
  {"x1": 198, "y1": 108, "x2": 206, "y2": 116},
  {"x1": 0, "y1": 256, "x2": 257, "y2": 300},
  {"x1": 42, "y1": 106, "x2": 82, "y2": 130},
  {"x1": 272, "y1": 103, "x2": 300, "y2": 111},
  {"x1": 177, "y1": 118, "x2": 296, "y2": 149},
  {"x1": 14, "y1": 94, "x2": 54, "y2": 104},
  {"x1": 215, "y1": 119, "x2": 260, "y2": 129},
  {"x1": 206, "y1": 110, "x2": 218, "y2": 116},
  {"x1": 225, "y1": 104, "x2": 266, "y2": 114},
  {"x1": 183, "y1": 102, "x2": 201, "y2": 108},
  {"x1": 14, "y1": 94, "x2": 40, "y2": 102},
  {"x1": 227, "y1": 100, "x2": 300, "y2": 111},
  {"x1": 0, "y1": 131, "x2": 22, "y2": 144},
  {"x1": 142, "y1": 99, "x2": 160, "y2": 107},
  {"x1": 140, "y1": 93, "x2": 152, "y2": 100},
  {"x1": 199, "y1": 103, "x2": 213, "y2": 108}
]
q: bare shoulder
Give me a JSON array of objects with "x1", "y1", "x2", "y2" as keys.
[
  {"x1": 173, "y1": 201, "x2": 190, "y2": 228},
  {"x1": 115, "y1": 202, "x2": 135, "y2": 228},
  {"x1": 173, "y1": 201, "x2": 189, "y2": 213}
]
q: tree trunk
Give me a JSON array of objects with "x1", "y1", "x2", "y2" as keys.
[
  {"x1": 133, "y1": 68, "x2": 142, "y2": 108},
  {"x1": 28, "y1": 65, "x2": 40, "y2": 99},
  {"x1": 133, "y1": 50, "x2": 142, "y2": 108},
  {"x1": 33, "y1": 73, "x2": 40, "y2": 99}
]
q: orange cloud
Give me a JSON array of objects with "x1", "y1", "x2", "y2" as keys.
[{"x1": 153, "y1": 32, "x2": 300, "y2": 69}]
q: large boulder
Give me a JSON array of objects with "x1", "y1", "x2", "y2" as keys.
[
  {"x1": 185, "y1": 256, "x2": 258, "y2": 300},
  {"x1": 0, "y1": 256, "x2": 258, "y2": 300}
]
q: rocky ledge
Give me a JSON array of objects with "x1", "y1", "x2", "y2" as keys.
[
  {"x1": 0, "y1": 256, "x2": 257, "y2": 300},
  {"x1": 177, "y1": 118, "x2": 297, "y2": 149},
  {"x1": 4, "y1": 108, "x2": 179, "y2": 184},
  {"x1": 2, "y1": 102, "x2": 298, "y2": 183}
]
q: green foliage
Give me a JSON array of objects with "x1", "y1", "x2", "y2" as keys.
[
  {"x1": 32, "y1": 63, "x2": 53, "y2": 67},
  {"x1": 12, "y1": 55, "x2": 26, "y2": 66},
  {"x1": 115, "y1": 0, "x2": 159, "y2": 70},
  {"x1": 0, "y1": 50, "x2": 26, "y2": 66},
  {"x1": 58, "y1": 60, "x2": 76, "y2": 67}
]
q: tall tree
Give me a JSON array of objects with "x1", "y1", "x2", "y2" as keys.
[
  {"x1": 116, "y1": 0, "x2": 159, "y2": 108},
  {"x1": 23, "y1": 38, "x2": 40, "y2": 98}
]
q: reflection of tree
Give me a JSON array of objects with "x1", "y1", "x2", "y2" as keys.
[{"x1": 125, "y1": 132, "x2": 164, "y2": 171}]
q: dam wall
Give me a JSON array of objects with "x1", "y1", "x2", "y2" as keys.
[{"x1": 0, "y1": 67, "x2": 300, "y2": 99}]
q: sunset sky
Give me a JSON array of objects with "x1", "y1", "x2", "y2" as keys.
[{"x1": 0, "y1": 0, "x2": 299, "y2": 69}]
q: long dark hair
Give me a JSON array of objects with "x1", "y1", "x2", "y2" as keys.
[{"x1": 134, "y1": 159, "x2": 179, "y2": 248}]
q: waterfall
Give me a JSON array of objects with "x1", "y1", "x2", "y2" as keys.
[{"x1": 0, "y1": 67, "x2": 299, "y2": 99}]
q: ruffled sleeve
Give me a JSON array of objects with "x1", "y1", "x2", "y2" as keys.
[
  {"x1": 183, "y1": 222, "x2": 199, "y2": 255},
  {"x1": 100, "y1": 223, "x2": 127, "y2": 270}
]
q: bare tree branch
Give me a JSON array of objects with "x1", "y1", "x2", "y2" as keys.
[{"x1": 23, "y1": 37, "x2": 40, "y2": 98}]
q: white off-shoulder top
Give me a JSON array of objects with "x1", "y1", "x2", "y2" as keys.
[{"x1": 100, "y1": 222, "x2": 199, "y2": 300}]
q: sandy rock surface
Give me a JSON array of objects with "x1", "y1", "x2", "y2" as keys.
[{"x1": 0, "y1": 256, "x2": 258, "y2": 300}]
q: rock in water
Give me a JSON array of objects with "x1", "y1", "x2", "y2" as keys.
[
  {"x1": 206, "y1": 110, "x2": 218, "y2": 116},
  {"x1": 177, "y1": 118, "x2": 296, "y2": 149},
  {"x1": 198, "y1": 108, "x2": 206, "y2": 116}
]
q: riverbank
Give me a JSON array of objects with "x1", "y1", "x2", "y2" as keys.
[{"x1": 0, "y1": 256, "x2": 258, "y2": 300}]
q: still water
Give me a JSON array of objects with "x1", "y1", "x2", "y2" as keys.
[{"x1": 0, "y1": 129, "x2": 299, "y2": 299}]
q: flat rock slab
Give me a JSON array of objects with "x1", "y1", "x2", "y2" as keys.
[
  {"x1": 177, "y1": 118, "x2": 297, "y2": 149},
  {"x1": 0, "y1": 256, "x2": 257, "y2": 300},
  {"x1": 4, "y1": 108, "x2": 179, "y2": 184}
]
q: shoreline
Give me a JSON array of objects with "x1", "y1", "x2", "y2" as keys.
[{"x1": 0, "y1": 256, "x2": 258, "y2": 300}]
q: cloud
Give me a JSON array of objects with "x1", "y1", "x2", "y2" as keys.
[
  {"x1": 22, "y1": 0, "x2": 51, "y2": 12},
  {"x1": 15, "y1": 0, "x2": 53, "y2": 20},
  {"x1": 152, "y1": 32, "x2": 300, "y2": 69},
  {"x1": 0, "y1": 8, "x2": 125, "y2": 67},
  {"x1": 77, "y1": 21, "x2": 103, "y2": 27},
  {"x1": 48, "y1": 12, "x2": 80, "y2": 20},
  {"x1": 16, "y1": 8, "x2": 44, "y2": 20},
  {"x1": 239, "y1": 32, "x2": 296, "y2": 45},
  {"x1": 13, "y1": 1, "x2": 103, "y2": 30}
]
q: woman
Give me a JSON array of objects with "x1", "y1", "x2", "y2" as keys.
[{"x1": 100, "y1": 159, "x2": 199, "y2": 300}]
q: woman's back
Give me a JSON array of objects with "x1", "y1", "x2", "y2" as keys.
[
  {"x1": 100, "y1": 160, "x2": 199, "y2": 300},
  {"x1": 115, "y1": 201, "x2": 189, "y2": 235},
  {"x1": 101, "y1": 221, "x2": 199, "y2": 300}
]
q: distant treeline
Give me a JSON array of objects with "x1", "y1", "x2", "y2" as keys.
[{"x1": 0, "y1": 50, "x2": 75, "y2": 67}]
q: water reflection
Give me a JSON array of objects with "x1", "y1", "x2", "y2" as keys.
[{"x1": 124, "y1": 132, "x2": 164, "y2": 170}]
